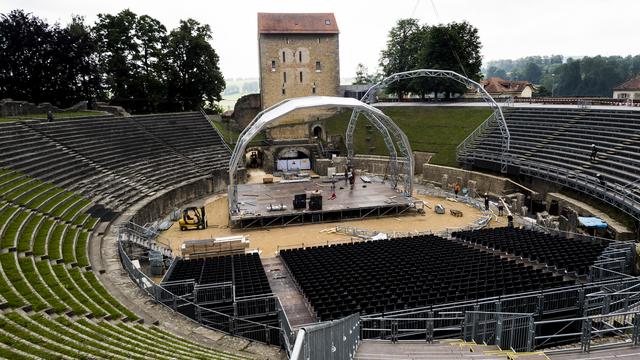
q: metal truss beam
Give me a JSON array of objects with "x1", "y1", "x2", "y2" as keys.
[
  {"x1": 227, "y1": 96, "x2": 414, "y2": 216},
  {"x1": 346, "y1": 69, "x2": 511, "y2": 173}
]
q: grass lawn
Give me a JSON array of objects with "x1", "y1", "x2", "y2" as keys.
[
  {"x1": 324, "y1": 106, "x2": 492, "y2": 167},
  {"x1": 0, "y1": 110, "x2": 108, "y2": 123},
  {"x1": 211, "y1": 119, "x2": 265, "y2": 146}
]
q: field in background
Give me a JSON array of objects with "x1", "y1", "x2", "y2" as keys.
[{"x1": 324, "y1": 106, "x2": 492, "y2": 167}]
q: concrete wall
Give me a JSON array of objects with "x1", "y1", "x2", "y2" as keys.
[{"x1": 130, "y1": 170, "x2": 228, "y2": 225}]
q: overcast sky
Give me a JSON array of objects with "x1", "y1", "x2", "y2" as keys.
[{"x1": 3, "y1": 0, "x2": 639, "y2": 80}]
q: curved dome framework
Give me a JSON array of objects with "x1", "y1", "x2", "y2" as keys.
[
  {"x1": 348, "y1": 69, "x2": 511, "y2": 173},
  {"x1": 228, "y1": 96, "x2": 414, "y2": 214}
]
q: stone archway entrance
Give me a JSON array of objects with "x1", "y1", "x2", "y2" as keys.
[{"x1": 311, "y1": 124, "x2": 323, "y2": 139}]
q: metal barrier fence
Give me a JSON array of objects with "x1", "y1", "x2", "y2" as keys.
[
  {"x1": 194, "y1": 282, "x2": 234, "y2": 305},
  {"x1": 463, "y1": 311, "x2": 534, "y2": 352},
  {"x1": 362, "y1": 314, "x2": 464, "y2": 343},
  {"x1": 117, "y1": 235, "x2": 285, "y2": 346},
  {"x1": 291, "y1": 313, "x2": 361, "y2": 360},
  {"x1": 536, "y1": 310, "x2": 640, "y2": 353}
]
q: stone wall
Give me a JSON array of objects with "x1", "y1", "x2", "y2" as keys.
[
  {"x1": 130, "y1": 170, "x2": 228, "y2": 225},
  {"x1": 232, "y1": 93, "x2": 261, "y2": 130},
  {"x1": 422, "y1": 163, "x2": 520, "y2": 195},
  {"x1": 545, "y1": 192, "x2": 635, "y2": 240},
  {"x1": 259, "y1": 33, "x2": 339, "y2": 110},
  {"x1": 315, "y1": 153, "x2": 434, "y2": 177},
  {"x1": 413, "y1": 151, "x2": 434, "y2": 174},
  {"x1": 1, "y1": 98, "x2": 60, "y2": 117}
]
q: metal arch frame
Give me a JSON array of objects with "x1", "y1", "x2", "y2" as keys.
[
  {"x1": 349, "y1": 69, "x2": 511, "y2": 173},
  {"x1": 227, "y1": 96, "x2": 414, "y2": 215}
]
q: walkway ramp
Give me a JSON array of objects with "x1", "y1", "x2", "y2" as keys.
[{"x1": 355, "y1": 340, "x2": 550, "y2": 360}]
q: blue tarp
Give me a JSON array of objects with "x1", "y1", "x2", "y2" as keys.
[{"x1": 578, "y1": 216, "x2": 608, "y2": 229}]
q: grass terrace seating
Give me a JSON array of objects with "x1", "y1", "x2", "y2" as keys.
[
  {"x1": 280, "y1": 235, "x2": 574, "y2": 321},
  {"x1": 0, "y1": 311, "x2": 247, "y2": 360},
  {"x1": 452, "y1": 228, "x2": 609, "y2": 275},
  {"x1": 459, "y1": 107, "x2": 640, "y2": 218},
  {"x1": 0, "y1": 167, "x2": 249, "y2": 358}
]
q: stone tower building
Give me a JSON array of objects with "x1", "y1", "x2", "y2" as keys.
[{"x1": 258, "y1": 13, "x2": 340, "y2": 110}]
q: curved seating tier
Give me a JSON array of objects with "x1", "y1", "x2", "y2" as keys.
[
  {"x1": 280, "y1": 235, "x2": 574, "y2": 322},
  {"x1": 0, "y1": 109, "x2": 251, "y2": 357},
  {"x1": 458, "y1": 107, "x2": 640, "y2": 218},
  {"x1": 452, "y1": 228, "x2": 609, "y2": 275},
  {"x1": 0, "y1": 112, "x2": 230, "y2": 214}
]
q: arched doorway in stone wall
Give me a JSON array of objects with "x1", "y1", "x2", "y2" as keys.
[{"x1": 244, "y1": 147, "x2": 265, "y2": 169}]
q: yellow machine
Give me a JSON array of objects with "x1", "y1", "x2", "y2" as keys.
[{"x1": 178, "y1": 206, "x2": 207, "y2": 231}]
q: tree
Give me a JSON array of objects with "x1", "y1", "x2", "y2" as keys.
[
  {"x1": 555, "y1": 59, "x2": 581, "y2": 96},
  {"x1": 0, "y1": 10, "x2": 100, "y2": 108},
  {"x1": 353, "y1": 63, "x2": 378, "y2": 85},
  {"x1": 165, "y1": 18, "x2": 225, "y2": 111},
  {"x1": 486, "y1": 66, "x2": 508, "y2": 79},
  {"x1": 379, "y1": 19, "x2": 422, "y2": 99},
  {"x1": 135, "y1": 15, "x2": 167, "y2": 112},
  {"x1": 533, "y1": 85, "x2": 551, "y2": 97},
  {"x1": 523, "y1": 62, "x2": 542, "y2": 84},
  {"x1": 0, "y1": 10, "x2": 56, "y2": 104},
  {"x1": 53, "y1": 16, "x2": 101, "y2": 106},
  {"x1": 416, "y1": 21, "x2": 483, "y2": 98},
  {"x1": 94, "y1": 9, "x2": 146, "y2": 112}
]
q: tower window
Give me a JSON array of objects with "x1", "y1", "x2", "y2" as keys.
[
  {"x1": 283, "y1": 72, "x2": 287, "y2": 83},
  {"x1": 315, "y1": 61, "x2": 322, "y2": 72},
  {"x1": 299, "y1": 71, "x2": 303, "y2": 83},
  {"x1": 282, "y1": 51, "x2": 286, "y2": 63},
  {"x1": 312, "y1": 82, "x2": 316, "y2": 94},
  {"x1": 271, "y1": 60, "x2": 276, "y2": 71},
  {"x1": 299, "y1": 51, "x2": 302, "y2": 62},
  {"x1": 282, "y1": 87, "x2": 286, "y2": 95}
]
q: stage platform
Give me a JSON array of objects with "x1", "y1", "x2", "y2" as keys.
[{"x1": 230, "y1": 177, "x2": 417, "y2": 229}]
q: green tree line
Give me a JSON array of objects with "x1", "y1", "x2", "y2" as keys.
[
  {"x1": 486, "y1": 55, "x2": 640, "y2": 97},
  {"x1": 0, "y1": 9, "x2": 225, "y2": 113},
  {"x1": 355, "y1": 18, "x2": 483, "y2": 100}
]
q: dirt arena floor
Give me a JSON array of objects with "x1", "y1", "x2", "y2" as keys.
[{"x1": 158, "y1": 192, "x2": 505, "y2": 258}]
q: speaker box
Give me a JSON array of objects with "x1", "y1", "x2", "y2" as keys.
[
  {"x1": 309, "y1": 195, "x2": 322, "y2": 211},
  {"x1": 293, "y1": 194, "x2": 307, "y2": 209}
]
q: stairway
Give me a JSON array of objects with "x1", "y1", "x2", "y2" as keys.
[{"x1": 354, "y1": 340, "x2": 550, "y2": 360}]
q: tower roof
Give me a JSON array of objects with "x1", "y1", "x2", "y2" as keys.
[{"x1": 258, "y1": 13, "x2": 339, "y2": 34}]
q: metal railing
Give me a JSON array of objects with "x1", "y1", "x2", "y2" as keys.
[
  {"x1": 457, "y1": 150, "x2": 640, "y2": 220},
  {"x1": 456, "y1": 112, "x2": 498, "y2": 160},
  {"x1": 291, "y1": 313, "x2": 361, "y2": 360},
  {"x1": 201, "y1": 107, "x2": 232, "y2": 153},
  {"x1": 536, "y1": 310, "x2": 640, "y2": 353},
  {"x1": 518, "y1": 161, "x2": 640, "y2": 220},
  {"x1": 362, "y1": 314, "x2": 464, "y2": 343},
  {"x1": 464, "y1": 311, "x2": 534, "y2": 352},
  {"x1": 117, "y1": 232, "x2": 285, "y2": 346},
  {"x1": 119, "y1": 221, "x2": 174, "y2": 257}
]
